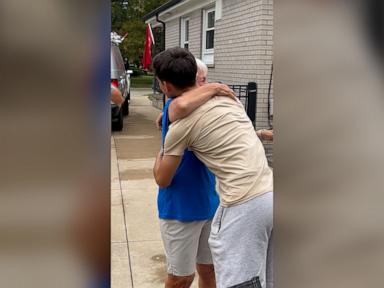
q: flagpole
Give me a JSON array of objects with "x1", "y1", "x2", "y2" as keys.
[{"x1": 148, "y1": 23, "x2": 155, "y2": 45}]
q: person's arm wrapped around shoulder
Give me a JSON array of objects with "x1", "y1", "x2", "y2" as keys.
[{"x1": 168, "y1": 83, "x2": 236, "y2": 122}]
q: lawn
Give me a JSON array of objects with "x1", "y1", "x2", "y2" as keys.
[{"x1": 131, "y1": 75, "x2": 154, "y2": 88}]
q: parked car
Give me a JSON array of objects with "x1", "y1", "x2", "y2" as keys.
[{"x1": 111, "y1": 40, "x2": 132, "y2": 131}]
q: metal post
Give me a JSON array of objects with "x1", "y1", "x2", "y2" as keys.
[{"x1": 247, "y1": 82, "x2": 257, "y2": 128}]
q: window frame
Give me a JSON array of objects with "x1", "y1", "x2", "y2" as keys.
[
  {"x1": 202, "y1": 7, "x2": 215, "y2": 65},
  {"x1": 180, "y1": 17, "x2": 190, "y2": 50}
]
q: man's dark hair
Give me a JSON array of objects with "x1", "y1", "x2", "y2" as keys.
[{"x1": 153, "y1": 47, "x2": 197, "y2": 89}]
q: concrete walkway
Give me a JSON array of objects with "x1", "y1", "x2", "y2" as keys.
[{"x1": 111, "y1": 89, "x2": 199, "y2": 288}]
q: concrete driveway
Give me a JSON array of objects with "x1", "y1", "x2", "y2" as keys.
[{"x1": 111, "y1": 88, "x2": 199, "y2": 288}]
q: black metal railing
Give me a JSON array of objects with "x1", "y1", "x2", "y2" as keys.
[
  {"x1": 153, "y1": 78, "x2": 257, "y2": 127},
  {"x1": 227, "y1": 82, "x2": 257, "y2": 127}
]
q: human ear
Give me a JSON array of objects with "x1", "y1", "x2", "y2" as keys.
[{"x1": 164, "y1": 81, "x2": 175, "y2": 95}]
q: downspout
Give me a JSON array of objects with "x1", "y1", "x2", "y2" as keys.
[
  {"x1": 155, "y1": 13, "x2": 166, "y2": 108},
  {"x1": 155, "y1": 13, "x2": 166, "y2": 51}
]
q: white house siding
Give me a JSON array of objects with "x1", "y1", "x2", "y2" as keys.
[
  {"x1": 164, "y1": 9, "x2": 203, "y2": 60},
  {"x1": 186, "y1": 9, "x2": 203, "y2": 59},
  {"x1": 165, "y1": 18, "x2": 179, "y2": 48}
]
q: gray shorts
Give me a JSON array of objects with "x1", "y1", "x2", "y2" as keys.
[
  {"x1": 159, "y1": 219, "x2": 213, "y2": 276},
  {"x1": 209, "y1": 192, "x2": 273, "y2": 288}
]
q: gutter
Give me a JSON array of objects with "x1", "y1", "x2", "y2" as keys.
[{"x1": 142, "y1": 0, "x2": 183, "y2": 22}]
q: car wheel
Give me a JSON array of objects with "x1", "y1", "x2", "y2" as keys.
[
  {"x1": 112, "y1": 108, "x2": 124, "y2": 131},
  {"x1": 122, "y1": 97, "x2": 129, "y2": 116}
]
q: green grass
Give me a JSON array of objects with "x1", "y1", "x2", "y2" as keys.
[{"x1": 131, "y1": 75, "x2": 154, "y2": 88}]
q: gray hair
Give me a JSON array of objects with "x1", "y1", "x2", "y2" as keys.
[{"x1": 195, "y1": 58, "x2": 208, "y2": 77}]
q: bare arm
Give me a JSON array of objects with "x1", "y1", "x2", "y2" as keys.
[
  {"x1": 111, "y1": 86, "x2": 124, "y2": 105},
  {"x1": 154, "y1": 94, "x2": 169, "y2": 129},
  {"x1": 155, "y1": 112, "x2": 163, "y2": 130},
  {"x1": 153, "y1": 151, "x2": 182, "y2": 188},
  {"x1": 256, "y1": 129, "x2": 274, "y2": 141},
  {"x1": 168, "y1": 83, "x2": 236, "y2": 122}
]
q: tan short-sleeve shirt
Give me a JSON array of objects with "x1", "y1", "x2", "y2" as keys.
[{"x1": 164, "y1": 96, "x2": 273, "y2": 207}]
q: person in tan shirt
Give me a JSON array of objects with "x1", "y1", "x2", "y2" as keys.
[
  {"x1": 163, "y1": 96, "x2": 272, "y2": 206},
  {"x1": 153, "y1": 48, "x2": 273, "y2": 288}
]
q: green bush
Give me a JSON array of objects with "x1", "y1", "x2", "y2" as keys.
[
  {"x1": 130, "y1": 67, "x2": 147, "y2": 77},
  {"x1": 131, "y1": 75, "x2": 153, "y2": 88}
]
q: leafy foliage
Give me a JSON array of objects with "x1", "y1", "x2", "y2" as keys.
[{"x1": 111, "y1": 0, "x2": 168, "y2": 65}]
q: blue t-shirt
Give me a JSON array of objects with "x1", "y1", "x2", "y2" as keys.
[{"x1": 157, "y1": 98, "x2": 219, "y2": 221}]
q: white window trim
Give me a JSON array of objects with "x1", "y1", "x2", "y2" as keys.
[
  {"x1": 215, "y1": 0, "x2": 222, "y2": 20},
  {"x1": 202, "y1": 7, "x2": 215, "y2": 65},
  {"x1": 180, "y1": 17, "x2": 190, "y2": 49}
]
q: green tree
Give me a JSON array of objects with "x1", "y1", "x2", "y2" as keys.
[
  {"x1": 111, "y1": 0, "x2": 168, "y2": 64},
  {"x1": 111, "y1": 0, "x2": 128, "y2": 31},
  {"x1": 120, "y1": 20, "x2": 146, "y2": 65}
]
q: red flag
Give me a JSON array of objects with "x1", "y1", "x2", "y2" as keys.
[{"x1": 142, "y1": 23, "x2": 154, "y2": 70}]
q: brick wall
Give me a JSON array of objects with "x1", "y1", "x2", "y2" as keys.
[{"x1": 208, "y1": 0, "x2": 273, "y2": 131}]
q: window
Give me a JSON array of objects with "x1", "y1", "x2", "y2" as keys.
[
  {"x1": 180, "y1": 18, "x2": 190, "y2": 50},
  {"x1": 202, "y1": 8, "x2": 215, "y2": 65}
]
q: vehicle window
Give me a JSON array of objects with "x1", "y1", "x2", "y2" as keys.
[{"x1": 111, "y1": 45, "x2": 124, "y2": 71}]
